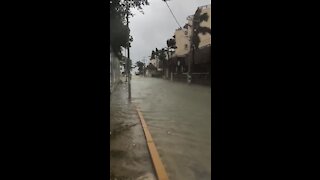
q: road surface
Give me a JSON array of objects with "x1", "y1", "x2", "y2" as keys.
[{"x1": 110, "y1": 75, "x2": 211, "y2": 180}]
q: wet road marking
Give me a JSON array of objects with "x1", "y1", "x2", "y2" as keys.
[{"x1": 136, "y1": 106, "x2": 169, "y2": 180}]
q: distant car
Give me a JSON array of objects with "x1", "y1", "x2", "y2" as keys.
[{"x1": 135, "y1": 71, "x2": 140, "y2": 75}]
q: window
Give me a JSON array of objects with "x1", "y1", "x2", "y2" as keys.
[
  {"x1": 185, "y1": 31, "x2": 188, "y2": 36},
  {"x1": 185, "y1": 44, "x2": 188, "y2": 50}
]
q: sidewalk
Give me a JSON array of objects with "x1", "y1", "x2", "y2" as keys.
[{"x1": 110, "y1": 82, "x2": 156, "y2": 180}]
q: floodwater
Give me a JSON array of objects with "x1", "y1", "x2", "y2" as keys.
[
  {"x1": 110, "y1": 78, "x2": 156, "y2": 180},
  {"x1": 110, "y1": 75, "x2": 211, "y2": 180}
]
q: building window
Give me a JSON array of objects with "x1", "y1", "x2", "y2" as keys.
[
  {"x1": 185, "y1": 44, "x2": 188, "y2": 50},
  {"x1": 185, "y1": 31, "x2": 188, "y2": 36}
]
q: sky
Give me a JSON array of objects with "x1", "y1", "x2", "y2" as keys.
[{"x1": 125, "y1": 0, "x2": 211, "y2": 65}]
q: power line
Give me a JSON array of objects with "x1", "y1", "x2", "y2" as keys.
[{"x1": 163, "y1": 0, "x2": 182, "y2": 28}]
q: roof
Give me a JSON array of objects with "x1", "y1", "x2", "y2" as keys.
[{"x1": 198, "y1": 4, "x2": 211, "y2": 10}]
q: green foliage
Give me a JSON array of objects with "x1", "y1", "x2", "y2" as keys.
[
  {"x1": 158, "y1": 48, "x2": 166, "y2": 61},
  {"x1": 151, "y1": 48, "x2": 166, "y2": 68},
  {"x1": 166, "y1": 38, "x2": 176, "y2": 48},
  {"x1": 192, "y1": 8, "x2": 211, "y2": 49},
  {"x1": 151, "y1": 50, "x2": 155, "y2": 59},
  {"x1": 110, "y1": 0, "x2": 149, "y2": 57},
  {"x1": 136, "y1": 61, "x2": 144, "y2": 73},
  {"x1": 158, "y1": 48, "x2": 167, "y2": 68}
]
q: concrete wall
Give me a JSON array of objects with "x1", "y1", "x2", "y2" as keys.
[{"x1": 110, "y1": 51, "x2": 121, "y2": 94}]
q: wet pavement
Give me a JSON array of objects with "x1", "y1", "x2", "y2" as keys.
[
  {"x1": 110, "y1": 79, "x2": 156, "y2": 180},
  {"x1": 110, "y1": 75, "x2": 211, "y2": 180}
]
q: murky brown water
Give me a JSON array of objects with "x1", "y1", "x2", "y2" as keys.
[
  {"x1": 110, "y1": 76, "x2": 211, "y2": 180},
  {"x1": 110, "y1": 79, "x2": 156, "y2": 180}
]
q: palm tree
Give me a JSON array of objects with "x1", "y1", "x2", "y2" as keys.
[
  {"x1": 136, "y1": 61, "x2": 144, "y2": 74},
  {"x1": 166, "y1": 36, "x2": 177, "y2": 78},
  {"x1": 188, "y1": 8, "x2": 211, "y2": 83}
]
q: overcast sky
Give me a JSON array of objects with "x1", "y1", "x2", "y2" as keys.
[{"x1": 126, "y1": 0, "x2": 211, "y2": 64}]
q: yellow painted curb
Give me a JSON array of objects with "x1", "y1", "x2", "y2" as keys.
[{"x1": 136, "y1": 106, "x2": 169, "y2": 180}]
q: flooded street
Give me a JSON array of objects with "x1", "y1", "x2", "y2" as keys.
[
  {"x1": 111, "y1": 76, "x2": 211, "y2": 180},
  {"x1": 110, "y1": 79, "x2": 156, "y2": 180}
]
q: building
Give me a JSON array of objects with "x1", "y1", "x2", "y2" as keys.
[
  {"x1": 174, "y1": 4, "x2": 211, "y2": 53},
  {"x1": 173, "y1": 27, "x2": 190, "y2": 57},
  {"x1": 185, "y1": 4, "x2": 211, "y2": 71},
  {"x1": 164, "y1": 4, "x2": 211, "y2": 85},
  {"x1": 145, "y1": 62, "x2": 161, "y2": 77},
  {"x1": 150, "y1": 56, "x2": 164, "y2": 72},
  {"x1": 169, "y1": 4, "x2": 211, "y2": 75},
  {"x1": 149, "y1": 58, "x2": 159, "y2": 69},
  {"x1": 170, "y1": 27, "x2": 190, "y2": 74}
]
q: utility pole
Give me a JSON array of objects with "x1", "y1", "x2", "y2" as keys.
[{"x1": 126, "y1": 2, "x2": 131, "y2": 100}]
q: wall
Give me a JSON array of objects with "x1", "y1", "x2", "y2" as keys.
[
  {"x1": 110, "y1": 51, "x2": 121, "y2": 94},
  {"x1": 174, "y1": 28, "x2": 190, "y2": 57}
]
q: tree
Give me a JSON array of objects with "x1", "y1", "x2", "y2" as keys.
[
  {"x1": 166, "y1": 36, "x2": 177, "y2": 75},
  {"x1": 185, "y1": 8, "x2": 211, "y2": 83},
  {"x1": 158, "y1": 48, "x2": 166, "y2": 69},
  {"x1": 166, "y1": 35, "x2": 177, "y2": 59},
  {"x1": 146, "y1": 63, "x2": 157, "y2": 71},
  {"x1": 192, "y1": 9, "x2": 211, "y2": 49},
  {"x1": 136, "y1": 61, "x2": 144, "y2": 74},
  {"x1": 151, "y1": 48, "x2": 166, "y2": 68},
  {"x1": 109, "y1": 0, "x2": 149, "y2": 57},
  {"x1": 151, "y1": 50, "x2": 155, "y2": 59},
  {"x1": 166, "y1": 38, "x2": 176, "y2": 49}
]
